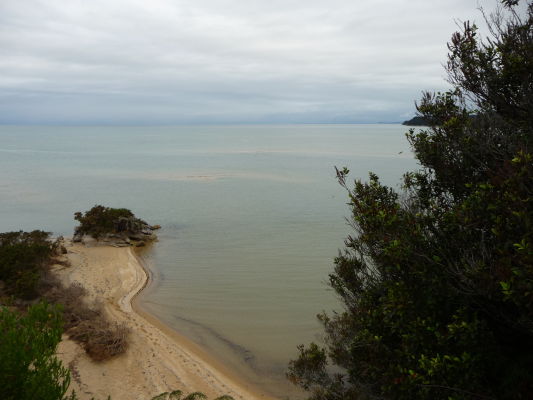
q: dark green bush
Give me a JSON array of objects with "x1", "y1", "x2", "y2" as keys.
[
  {"x1": 0, "y1": 230, "x2": 54, "y2": 299},
  {"x1": 0, "y1": 301, "x2": 75, "y2": 400},
  {"x1": 288, "y1": 2, "x2": 533, "y2": 399},
  {"x1": 74, "y1": 205, "x2": 144, "y2": 238}
]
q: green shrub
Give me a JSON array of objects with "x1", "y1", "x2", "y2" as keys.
[
  {"x1": 0, "y1": 230, "x2": 54, "y2": 299},
  {"x1": 288, "y1": 1, "x2": 533, "y2": 399},
  {"x1": 0, "y1": 301, "x2": 76, "y2": 400},
  {"x1": 74, "y1": 205, "x2": 144, "y2": 238}
]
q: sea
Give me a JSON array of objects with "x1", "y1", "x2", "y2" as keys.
[{"x1": 0, "y1": 124, "x2": 418, "y2": 398}]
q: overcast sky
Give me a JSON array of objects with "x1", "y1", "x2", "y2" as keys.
[{"x1": 0, "y1": 0, "x2": 503, "y2": 124}]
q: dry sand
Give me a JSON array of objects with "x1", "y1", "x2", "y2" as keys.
[{"x1": 55, "y1": 241, "x2": 276, "y2": 400}]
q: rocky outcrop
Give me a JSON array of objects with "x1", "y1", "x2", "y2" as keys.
[{"x1": 73, "y1": 217, "x2": 159, "y2": 248}]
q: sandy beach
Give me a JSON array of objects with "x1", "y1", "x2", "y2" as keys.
[{"x1": 55, "y1": 241, "x2": 276, "y2": 400}]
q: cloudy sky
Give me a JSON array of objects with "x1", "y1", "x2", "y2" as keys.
[{"x1": 0, "y1": 0, "x2": 501, "y2": 124}]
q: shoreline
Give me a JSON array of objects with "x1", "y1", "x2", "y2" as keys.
[
  {"x1": 55, "y1": 241, "x2": 278, "y2": 400},
  {"x1": 130, "y1": 248, "x2": 278, "y2": 399}
]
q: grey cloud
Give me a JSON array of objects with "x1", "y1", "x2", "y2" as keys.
[{"x1": 0, "y1": 0, "x2": 501, "y2": 124}]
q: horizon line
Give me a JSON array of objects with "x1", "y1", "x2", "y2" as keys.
[{"x1": 0, "y1": 121, "x2": 406, "y2": 127}]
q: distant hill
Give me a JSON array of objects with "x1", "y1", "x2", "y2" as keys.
[{"x1": 402, "y1": 116, "x2": 429, "y2": 126}]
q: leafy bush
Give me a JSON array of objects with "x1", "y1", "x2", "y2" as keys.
[
  {"x1": 288, "y1": 2, "x2": 533, "y2": 400},
  {"x1": 74, "y1": 205, "x2": 138, "y2": 238},
  {"x1": 0, "y1": 301, "x2": 76, "y2": 400},
  {"x1": 0, "y1": 230, "x2": 54, "y2": 299}
]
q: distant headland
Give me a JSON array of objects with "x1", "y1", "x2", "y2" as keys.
[{"x1": 402, "y1": 116, "x2": 429, "y2": 126}]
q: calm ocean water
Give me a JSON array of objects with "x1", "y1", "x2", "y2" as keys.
[{"x1": 0, "y1": 124, "x2": 417, "y2": 397}]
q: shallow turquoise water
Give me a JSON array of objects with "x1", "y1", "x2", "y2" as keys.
[{"x1": 0, "y1": 124, "x2": 417, "y2": 397}]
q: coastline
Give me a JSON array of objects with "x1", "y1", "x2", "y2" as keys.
[
  {"x1": 55, "y1": 240, "x2": 277, "y2": 400},
  {"x1": 130, "y1": 249, "x2": 280, "y2": 399}
]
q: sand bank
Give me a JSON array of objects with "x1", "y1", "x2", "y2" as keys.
[{"x1": 55, "y1": 241, "x2": 276, "y2": 400}]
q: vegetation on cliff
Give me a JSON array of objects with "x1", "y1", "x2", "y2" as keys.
[
  {"x1": 73, "y1": 205, "x2": 158, "y2": 246},
  {"x1": 288, "y1": 1, "x2": 532, "y2": 399},
  {"x1": 74, "y1": 205, "x2": 147, "y2": 238},
  {"x1": 0, "y1": 231, "x2": 59, "y2": 299},
  {"x1": 0, "y1": 302, "x2": 75, "y2": 400}
]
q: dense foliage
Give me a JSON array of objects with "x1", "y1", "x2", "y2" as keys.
[
  {"x1": 288, "y1": 2, "x2": 532, "y2": 399},
  {"x1": 0, "y1": 230, "x2": 54, "y2": 299},
  {"x1": 74, "y1": 205, "x2": 140, "y2": 238},
  {"x1": 0, "y1": 302, "x2": 75, "y2": 400}
]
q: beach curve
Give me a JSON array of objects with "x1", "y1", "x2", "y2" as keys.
[{"x1": 55, "y1": 240, "x2": 277, "y2": 400}]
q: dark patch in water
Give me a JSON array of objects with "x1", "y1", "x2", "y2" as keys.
[{"x1": 171, "y1": 314, "x2": 260, "y2": 372}]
